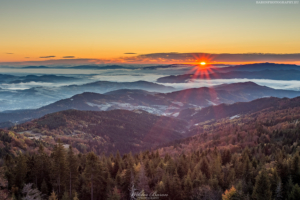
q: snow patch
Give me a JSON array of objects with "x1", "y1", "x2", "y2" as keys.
[
  {"x1": 206, "y1": 99, "x2": 217, "y2": 106},
  {"x1": 230, "y1": 115, "x2": 240, "y2": 120},
  {"x1": 172, "y1": 112, "x2": 179, "y2": 117}
]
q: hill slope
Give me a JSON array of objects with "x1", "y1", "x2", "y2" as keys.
[{"x1": 12, "y1": 109, "x2": 188, "y2": 154}]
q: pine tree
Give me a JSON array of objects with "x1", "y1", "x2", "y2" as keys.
[
  {"x1": 107, "y1": 187, "x2": 121, "y2": 200},
  {"x1": 51, "y1": 141, "x2": 67, "y2": 196},
  {"x1": 183, "y1": 171, "x2": 193, "y2": 199},
  {"x1": 200, "y1": 157, "x2": 211, "y2": 179},
  {"x1": 41, "y1": 179, "x2": 48, "y2": 195},
  {"x1": 252, "y1": 170, "x2": 272, "y2": 200},
  {"x1": 32, "y1": 144, "x2": 48, "y2": 188},
  {"x1": 83, "y1": 152, "x2": 101, "y2": 200},
  {"x1": 61, "y1": 191, "x2": 69, "y2": 200},
  {"x1": 291, "y1": 154, "x2": 300, "y2": 184},
  {"x1": 137, "y1": 162, "x2": 150, "y2": 193},
  {"x1": 222, "y1": 186, "x2": 237, "y2": 200},
  {"x1": 14, "y1": 155, "x2": 28, "y2": 189},
  {"x1": 275, "y1": 180, "x2": 283, "y2": 200},
  {"x1": 286, "y1": 176, "x2": 294, "y2": 196},
  {"x1": 67, "y1": 145, "x2": 78, "y2": 198},
  {"x1": 288, "y1": 184, "x2": 300, "y2": 200},
  {"x1": 49, "y1": 191, "x2": 58, "y2": 200},
  {"x1": 21, "y1": 183, "x2": 42, "y2": 200},
  {"x1": 73, "y1": 192, "x2": 79, "y2": 200}
]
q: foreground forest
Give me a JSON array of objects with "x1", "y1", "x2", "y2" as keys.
[{"x1": 2, "y1": 97, "x2": 300, "y2": 199}]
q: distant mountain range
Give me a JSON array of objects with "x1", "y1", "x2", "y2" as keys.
[
  {"x1": 9, "y1": 75, "x2": 79, "y2": 83},
  {"x1": 0, "y1": 74, "x2": 80, "y2": 84},
  {"x1": 219, "y1": 62, "x2": 300, "y2": 72},
  {"x1": 157, "y1": 69, "x2": 300, "y2": 83},
  {"x1": 1, "y1": 81, "x2": 299, "y2": 125},
  {"x1": 156, "y1": 63, "x2": 300, "y2": 83},
  {"x1": 0, "y1": 81, "x2": 175, "y2": 111}
]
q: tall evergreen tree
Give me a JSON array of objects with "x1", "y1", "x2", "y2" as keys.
[
  {"x1": 14, "y1": 154, "x2": 28, "y2": 189},
  {"x1": 51, "y1": 141, "x2": 67, "y2": 196},
  {"x1": 137, "y1": 162, "x2": 150, "y2": 193},
  {"x1": 41, "y1": 179, "x2": 48, "y2": 195},
  {"x1": 49, "y1": 191, "x2": 58, "y2": 200},
  {"x1": 252, "y1": 170, "x2": 272, "y2": 200},
  {"x1": 83, "y1": 152, "x2": 100, "y2": 200},
  {"x1": 67, "y1": 145, "x2": 78, "y2": 198},
  {"x1": 288, "y1": 184, "x2": 300, "y2": 200},
  {"x1": 275, "y1": 180, "x2": 283, "y2": 200},
  {"x1": 200, "y1": 157, "x2": 211, "y2": 179}
]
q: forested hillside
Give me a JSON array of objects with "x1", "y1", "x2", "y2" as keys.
[
  {"x1": 10, "y1": 109, "x2": 187, "y2": 155},
  {"x1": 2, "y1": 97, "x2": 300, "y2": 199}
]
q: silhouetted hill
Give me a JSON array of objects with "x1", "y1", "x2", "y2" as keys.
[
  {"x1": 157, "y1": 69, "x2": 300, "y2": 83},
  {"x1": 221, "y1": 62, "x2": 300, "y2": 72}
]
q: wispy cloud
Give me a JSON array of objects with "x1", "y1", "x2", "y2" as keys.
[
  {"x1": 5, "y1": 53, "x2": 14, "y2": 54},
  {"x1": 134, "y1": 53, "x2": 300, "y2": 64},
  {"x1": 39, "y1": 55, "x2": 56, "y2": 58},
  {"x1": 1, "y1": 52, "x2": 300, "y2": 67},
  {"x1": 124, "y1": 53, "x2": 137, "y2": 54}
]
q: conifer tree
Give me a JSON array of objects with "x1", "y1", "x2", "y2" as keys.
[
  {"x1": 252, "y1": 170, "x2": 272, "y2": 200},
  {"x1": 137, "y1": 162, "x2": 150, "y2": 193},
  {"x1": 41, "y1": 179, "x2": 48, "y2": 195},
  {"x1": 222, "y1": 186, "x2": 237, "y2": 200},
  {"x1": 49, "y1": 191, "x2": 58, "y2": 200},
  {"x1": 107, "y1": 187, "x2": 121, "y2": 200},
  {"x1": 183, "y1": 171, "x2": 193, "y2": 199},
  {"x1": 61, "y1": 191, "x2": 69, "y2": 200},
  {"x1": 200, "y1": 157, "x2": 211, "y2": 179},
  {"x1": 288, "y1": 184, "x2": 300, "y2": 200},
  {"x1": 21, "y1": 183, "x2": 42, "y2": 200},
  {"x1": 14, "y1": 154, "x2": 28, "y2": 189},
  {"x1": 32, "y1": 144, "x2": 48, "y2": 188},
  {"x1": 275, "y1": 180, "x2": 283, "y2": 200},
  {"x1": 67, "y1": 146, "x2": 78, "y2": 198},
  {"x1": 83, "y1": 152, "x2": 101, "y2": 200},
  {"x1": 73, "y1": 192, "x2": 79, "y2": 200},
  {"x1": 51, "y1": 141, "x2": 67, "y2": 196},
  {"x1": 286, "y1": 176, "x2": 294, "y2": 196},
  {"x1": 291, "y1": 154, "x2": 300, "y2": 184}
]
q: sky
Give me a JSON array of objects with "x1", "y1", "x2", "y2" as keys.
[{"x1": 1, "y1": 0, "x2": 300, "y2": 65}]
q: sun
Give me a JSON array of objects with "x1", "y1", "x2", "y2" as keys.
[{"x1": 200, "y1": 62, "x2": 206, "y2": 66}]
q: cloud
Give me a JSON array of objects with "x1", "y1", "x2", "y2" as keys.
[
  {"x1": 63, "y1": 56, "x2": 75, "y2": 58},
  {"x1": 133, "y1": 53, "x2": 300, "y2": 64},
  {"x1": 1, "y1": 52, "x2": 300, "y2": 67},
  {"x1": 159, "y1": 79, "x2": 300, "y2": 91},
  {"x1": 5, "y1": 53, "x2": 14, "y2": 54},
  {"x1": 0, "y1": 58, "x2": 108, "y2": 67},
  {"x1": 39, "y1": 55, "x2": 56, "y2": 58},
  {"x1": 124, "y1": 53, "x2": 137, "y2": 54}
]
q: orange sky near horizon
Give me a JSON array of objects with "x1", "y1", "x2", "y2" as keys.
[{"x1": 1, "y1": 0, "x2": 300, "y2": 64}]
